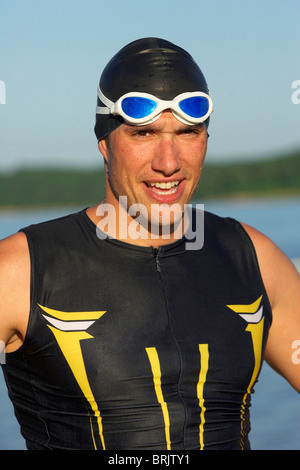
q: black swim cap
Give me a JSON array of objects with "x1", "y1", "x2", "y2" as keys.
[{"x1": 94, "y1": 37, "x2": 210, "y2": 141}]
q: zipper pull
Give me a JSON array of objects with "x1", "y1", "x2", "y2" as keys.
[{"x1": 154, "y1": 248, "x2": 160, "y2": 272}]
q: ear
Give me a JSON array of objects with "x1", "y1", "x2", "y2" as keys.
[{"x1": 98, "y1": 138, "x2": 110, "y2": 163}]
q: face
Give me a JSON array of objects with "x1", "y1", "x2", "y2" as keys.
[{"x1": 98, "y1": 111, "x2": 208, "y2": 237}]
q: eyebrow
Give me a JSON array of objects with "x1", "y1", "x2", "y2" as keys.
[{"x1": 125, "y1": 122, "x2": 205, "y2": 134}]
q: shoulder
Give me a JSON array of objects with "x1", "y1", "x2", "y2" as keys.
[
  {"x1": 0, "y1": 232, "x2": 31, "y2": 349},
  {"x1": 22, "y1": 210, "x2": 82, "y2": 234},
  {"x1": 20, "y1": 211, "x2": 87, "y2": 249},
  {"x1": 0, "y1": 231, "x2": 30, "y2": 270},
  {"x1": 241, "y1": 222, "x2": 300, "y2": 308}
]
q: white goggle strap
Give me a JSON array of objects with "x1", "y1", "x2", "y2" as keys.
[{"x1": 96, "y1": 86, "x2": 114, "y2": 115}]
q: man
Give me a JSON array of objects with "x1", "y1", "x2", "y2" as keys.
[{"x1": 0, "y1": 38, "x2": 299, "y2": 451}]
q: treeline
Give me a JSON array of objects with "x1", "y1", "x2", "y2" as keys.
[
  {"x1": 0, "y1": 150, "x2": 299, "y2": 208},
  {"x1": 194, "y1": 149, "x2": 300, "y2": 199}
]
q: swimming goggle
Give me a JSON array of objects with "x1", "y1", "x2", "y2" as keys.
[{"x1": 96, "y1": 86, "x2": 213, "y2": 126}]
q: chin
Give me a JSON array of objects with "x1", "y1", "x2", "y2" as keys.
[{"x1": 148, "y1": 203, "x2": 184, "y2": 236}]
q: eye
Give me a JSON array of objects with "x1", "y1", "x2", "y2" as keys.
[
  {"x1": 180, "y1": 124, "x2": 205, "y2": 136},
  {"x1": 179, "y1": 128, "x2": 199, "y2": 136},
  {"x1": 132, "y1": 128, "x2": 154, "y2": 138},
  {"x1": 136, "y1": 130, "x2": 150, "y2": 136}
]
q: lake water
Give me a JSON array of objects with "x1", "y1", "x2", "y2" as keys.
[{"x1": 0, "y1": 197, "x2": 299, "y2": 450}]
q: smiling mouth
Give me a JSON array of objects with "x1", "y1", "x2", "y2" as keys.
[{"x1": 146, "y1": 180, "x2": 180, "y2": 195}]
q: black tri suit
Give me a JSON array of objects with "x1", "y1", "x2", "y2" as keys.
[{"x1": 1, "y1": 209, "x2": 272, "y2": 450}]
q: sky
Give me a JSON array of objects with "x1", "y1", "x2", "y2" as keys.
[{"x1": 0, "y1": 0, "x2": 299, "y2": 172}]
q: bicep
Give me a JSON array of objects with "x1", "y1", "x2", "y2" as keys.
[{"x1": 264, "y1": 257, "x2": 300, "y2": 391}]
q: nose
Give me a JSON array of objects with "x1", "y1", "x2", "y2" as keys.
[{"x1": 151, "y1": 135, "x2": 182, "y2": 176}]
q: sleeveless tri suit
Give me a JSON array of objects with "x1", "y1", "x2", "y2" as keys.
[{"x1": 2, "y1": 209, "x2": 272, "y2": 450}]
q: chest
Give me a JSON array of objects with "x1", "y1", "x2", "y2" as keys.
[{"x1": 28, "y1": 247, "x2": 270, "y2": 403}]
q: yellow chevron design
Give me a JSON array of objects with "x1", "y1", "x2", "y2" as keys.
[
  {"x1": 38, "y1": 304, "x2": 106, "y2": 321},
  {"x1": 226, "y1": 295, "x2": 263, "y2": 313},
  {"x1": 226, "y1": 295, "x2": 265, "y2": 449},
  {"x1": 40, "y1": 304, "x2": 108, "y2": 449}
]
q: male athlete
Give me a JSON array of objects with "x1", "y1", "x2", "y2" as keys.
[{"x1": 0, "y1": 38, "x2": 299, "y2": 450}]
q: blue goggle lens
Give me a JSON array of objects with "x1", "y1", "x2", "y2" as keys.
[
  {"x1": 120, "y1": 95, "x2": 210, "y2": 120},
  {"x1": 121, "y1": 97, "x2": 157, "y2": 119},
  {"x1": 179, "y1": 96, "x2": 209, "y2": 118}
]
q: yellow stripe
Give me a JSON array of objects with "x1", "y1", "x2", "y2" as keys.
[
  {"x1": 240, "y1": 317, "x2": 265, "y2": 449},
  {"x1": 197, "y1": 344, "x2": 209, "y2": 450},
  {"x1": 39, "y1": 304, "x2": 106, "y2": 321},
  {"x1": 226, "y1": 295, "x2": 263, "y2": 313},
  {"x1": 145, "y1": 347, "x2": 171, "y2": 450},
  {"x1": 47, "y1": 325, "x2": 105, "y2": 450}
]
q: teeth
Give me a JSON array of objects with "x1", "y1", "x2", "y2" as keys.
[
  {"x1": 149, "y1": 180, "x2": 179, "y2": 189},
  {"x1": 148, "y1": 180, "x2": 180, "y2": 195}
]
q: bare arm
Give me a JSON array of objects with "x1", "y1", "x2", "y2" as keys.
[
  {"x1": 242, "y1": 223, "x2": 300, "y2": 392},
  {"x1": 0, "y1": 232, "x2": 31, "y2": 353}
]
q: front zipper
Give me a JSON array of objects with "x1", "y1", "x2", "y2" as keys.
[{"x1": 154, "y1": 248, "x2": 160, "y2": 272}]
